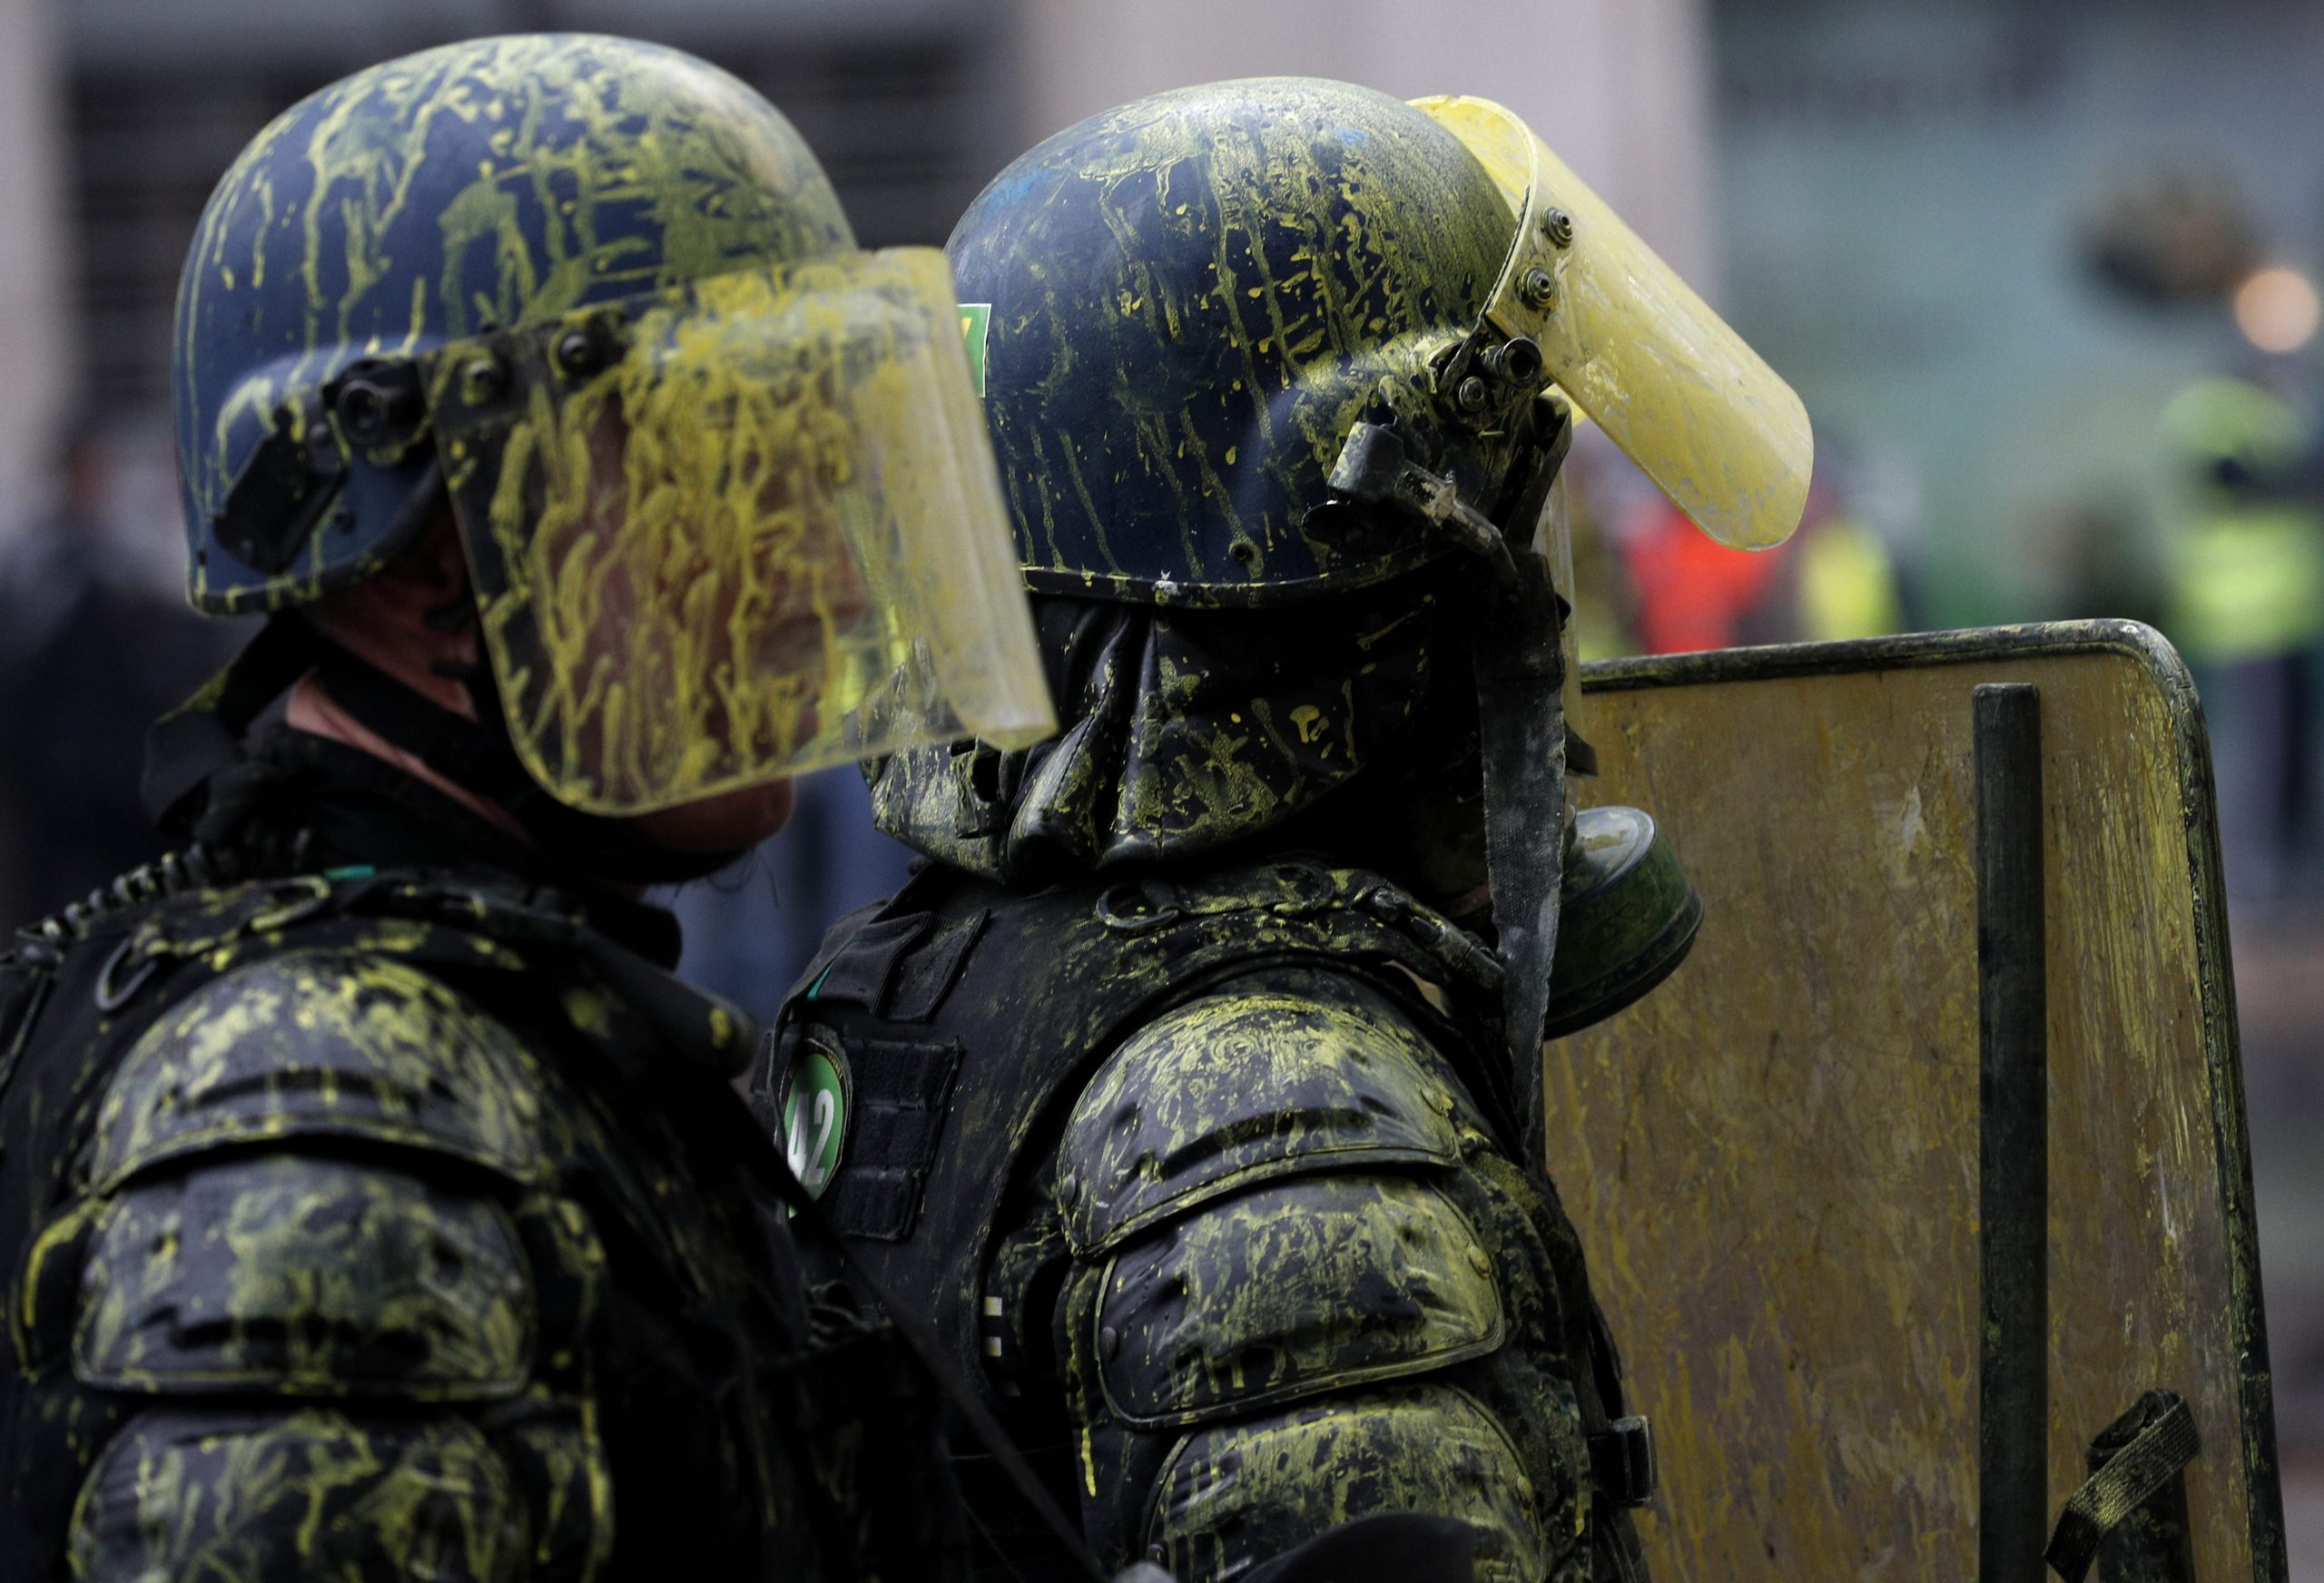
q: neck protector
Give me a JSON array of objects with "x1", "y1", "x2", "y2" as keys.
[{"x1": 870, "y1": 570, "x2": 1476, "y2": 888}]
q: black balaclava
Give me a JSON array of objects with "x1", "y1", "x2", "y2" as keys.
[{"x1": 871, "y1": 563, "x2": 1487, "y2": 902}]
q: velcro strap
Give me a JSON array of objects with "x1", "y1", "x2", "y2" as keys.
[{"x1": 2043, "y1": 1391, "x2": 2200, "y2": 1582}]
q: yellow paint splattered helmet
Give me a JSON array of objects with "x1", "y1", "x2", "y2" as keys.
[
  {"x1": 946, "y1": 77, "x2": 1809, "y2": 610},
  {"x1": 172, "y1": 34, "x2": 1049, "y2": 816},
  {"x1": 931, "y1": 77, "x2": 1808, "y2": 1076}
]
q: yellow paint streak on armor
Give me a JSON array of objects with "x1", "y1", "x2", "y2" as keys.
[
  {"x1": 94, "y1": 948, "x2": 548, "y2": 1192},
  {"x1": 75, "y1": 1155, "x2": 532, "y2": 1397},
  {"x1": 1146, "y1": 1385, "x2": 1547, "y2": 1583},
  {"x1": 562, "y1": 986, "x2": 615, "y2": 1040},
  {"x1": 67, "y1": 1409, "x2": 529, "y2": 1578}
]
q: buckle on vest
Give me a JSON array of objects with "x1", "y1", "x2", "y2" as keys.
[
  {"x1": 1095, "y1": 878, "x2": 1185, "y2": 934},
  {"x1": 1589, "y1": 1415, "x2": 1658, "y2": 1507}
]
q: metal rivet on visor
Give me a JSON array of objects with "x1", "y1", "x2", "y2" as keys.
[
  {"x1": 555, "y1": 327, "x2": 611, "y2": 380},
  {"x1": 332, "y1": 366, "x2": 423, "y2": 447},
  {"x1": 1521, "y1": 268, "x2": 1558, "y2": 310},
  {"x1": 460, "y1": 354, "x2": 508, "y2": 406},
  {"x1": 1541, "y1": 208, "x2": 1575, "y2": 248}
]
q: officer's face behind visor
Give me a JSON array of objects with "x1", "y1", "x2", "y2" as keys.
[
  {"x1": 424, "y1": 247, "x2": 1053, "y2": 819},
  {"x1": 523, "y1": 390, "x2": 878, "y2": 856}
]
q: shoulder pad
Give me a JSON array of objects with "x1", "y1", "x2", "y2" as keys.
[
  {"x1": 75, "y1": 1152, "x2": 531, "y2": 1397},
  {"x1": 74, "y1": 1407, "x2": 526, "y2": 1581},
  {"x1": 1085, "y1": 1171, "x2": 1504, "y2": 1428},
  {"x1": 92, "y1": 949, "x2": 548, "y2": 1193},
  {"x1": 1143, "y1": 1384, "x2": 1550, "y2": 1583},
  {"x1": 1059, "y1": 987, "x2": 1462, "y2": 1254}
]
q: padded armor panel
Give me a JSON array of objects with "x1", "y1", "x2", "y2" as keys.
[
  {"x1": 70, "y1": 1407, "x2": 527, "y2": 1583},
  {"x1": 1145, "y1": 1384, "x2": 1548, "y2": 1583},
  {"x1": 75, "y1": 1153, "x2": 531, "y2": 1398},
  {"x1": 497, "y1": 1402, "x2": 617, "y2": 1578},
  {"x1": 1059, "y1": 988, "x2": 1462, "y2": 1254},
  {"x1": 91, "y1": 950, "x2": 549, "y2": 1194},
  {"x1": 1095, "y1": 1173, "x2": 1503, "y2": 1427}
]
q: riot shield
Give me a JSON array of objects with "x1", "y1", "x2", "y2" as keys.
[{"x1": 1551, "y1": 621, "x2": 2286, "y2": 1581}]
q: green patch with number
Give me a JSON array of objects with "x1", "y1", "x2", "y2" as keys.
[
  {"x1": 780, "y1": 1037, "x2": 852, "y2": 1200},
  {"x1": 960, "y1": 302, "x2": 991, "y2": 398}
]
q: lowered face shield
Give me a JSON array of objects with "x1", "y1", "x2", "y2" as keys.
[{"x1": 420, "y1": 248, "x2": 1054, "y2": 816}]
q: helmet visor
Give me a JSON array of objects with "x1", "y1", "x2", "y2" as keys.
[
  {"x1": 425, "y1": 248, "x2": 1053, "y2": 815},
  {"x1": 1416, "y1": 94, "x2": 1813, "y2": 551}
]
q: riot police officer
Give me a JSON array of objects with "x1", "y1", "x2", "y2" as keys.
[
  {"x1": 0, "y1": 34, "x2": 1053, "y2": 1581},
  {"x1": 753, "y1": 79, "x2": 1811, "y2": 1582}
]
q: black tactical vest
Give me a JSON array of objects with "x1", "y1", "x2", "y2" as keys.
[
  {"x1": 759, "y1": 850, "x2": 1643, "y2": 1582},
  {"x1": 0, "y1": 850, "x2": 960, "y2": 1581}
]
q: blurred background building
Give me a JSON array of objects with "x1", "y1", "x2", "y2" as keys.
[{"x1": 0, "y1": 0, "x2": 2320, "y2": 1565}]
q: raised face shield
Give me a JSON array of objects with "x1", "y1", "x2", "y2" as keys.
[
  {"x1": 414, "y1": 248, "x2": 1053, "y2": 814},
  {"x1": 1414, "y1": 94, "x2": 1814, "y2": 552}
]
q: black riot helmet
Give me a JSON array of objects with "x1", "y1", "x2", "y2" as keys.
[{"x1": 152, "y1": 34, "x2": 1050, "y2": 879}]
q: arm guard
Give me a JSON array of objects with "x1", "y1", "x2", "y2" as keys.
[
  {"x1": 26, "y1": 949, "x2": 606, "y2": 1583},
  {"x1": 1049, "y1": 975, "x2": 1600, "y2": 1583}
]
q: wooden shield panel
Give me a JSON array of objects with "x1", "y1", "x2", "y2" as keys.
[{"x1": 1554, "y1": 622, "x2": 2284, "y2": 1581}]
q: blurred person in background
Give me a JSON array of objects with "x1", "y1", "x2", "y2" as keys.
[
  {"x1": 1784, "y1": 463, "x2": 1914, "y2": 644},
  {"x1": 2156, "y1": 374, "x2": 2324, "y2": 909},
  {"x1": 1614, "y1": 487, "x2": 1792, "y2": 654},
  {"x1": 1579, "y1": 443, "x2": 1917, "y2": 656},
  {"x1": 0, "y1": 415, "x2": 240, "y2": 927},
  {"x1": 0, "y1": 34, "x2": 1063, "y2": 1582},
  {"x1": 2034, "y1": 497, "x2": 2170, "y2": 633}
]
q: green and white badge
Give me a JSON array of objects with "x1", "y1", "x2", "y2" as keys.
[{"x1": 779, "y1": 1034, "x2": 852, "y2": 1200}]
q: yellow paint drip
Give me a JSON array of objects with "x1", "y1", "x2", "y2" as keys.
[{"x1": 439, "y1": 247, "x2": 1051, "y2": 813}]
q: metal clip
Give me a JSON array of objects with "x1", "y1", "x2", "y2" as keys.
[
  {"x1": 93, "y1": 938, "x2": 159, "y2": 1012},
  {"x1": 1587, "y1": 1415, "x2": 1659, "y2": 1508},
  {"x1": 1327, "y1": 423, "x2": 1517, "y2": 585},
  {"x1": 1095, "y1": 880, "x2": 1184, "y2": 934},
  {"x1": 247, "y1": 875, "x2": 337, "y2": 936}
]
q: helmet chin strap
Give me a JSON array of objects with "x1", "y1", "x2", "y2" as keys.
[
  {"x1": 1472, "y1": 549, "x2": 1567, "y2": 1173},
  {"x1": 1330, "y1": 399, "x2": 1575, "y2": 1171},
  {"x1": 310, "y1": 638, "x2": 747, "y2": 886},
  {"x1": 145, "y1": 613, "x2": 746, "y2": 886}
]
